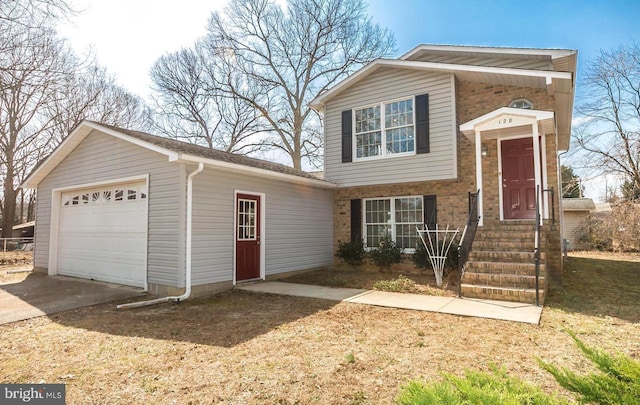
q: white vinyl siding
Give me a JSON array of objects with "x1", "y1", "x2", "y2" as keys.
[
  {"x1": 34, "y1": 131, "x2": 184, "y2": 287},
  {"x1": 563, "y1": 211, "x2": 590, "y2": 250},
  {"x1": 190, "y1": 166, "x2": 334, "y2": 285},
  {"x1": 324, "y1": 68, "x2": 456, "y2": 187}
]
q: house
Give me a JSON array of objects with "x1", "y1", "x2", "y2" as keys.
[
  {"x1": 22, "y1": 44, "x2": 577, "y2": 306},
  {"x1": 22, "y1": 121, "x2": 335, "y2": 296},
  {"x1": 562, "y1": 198, "x2": 596, "y2": 250},
  {"x1": 310, "y1": 44, "x2": 577, "y2": 304}
]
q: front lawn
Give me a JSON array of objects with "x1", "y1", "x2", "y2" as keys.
[{"x1": 0, "y1": 252, "x2": 638, "y2": 404}]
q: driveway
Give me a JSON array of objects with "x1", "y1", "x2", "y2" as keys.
[{"x1": 0, "y1": 272, "x2": 144, "y2": 325}]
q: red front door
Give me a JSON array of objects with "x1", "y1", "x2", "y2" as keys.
[
  {"x1": 501, "y1": 137, "x2": 536, "y2": 220},
  {"x1": 236, "y1": 193, "x2": 261, "y2": 281}
]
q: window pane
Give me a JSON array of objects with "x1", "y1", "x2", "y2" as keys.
[
  {"x1": 386, "y1": 126, "x2": 415, "y2": 154},
  {"x1": 385, "y1": 99, "x2": 413, "y2": 128},
  {"x1": 356, "y1": 131, "x2": 381, "y2": 158},
  {"x1": 394, "y1": 197, "x2": 423, "y2": 249},
  {"x1": 366, "y1": 224, "x2": 390, "y2": 247},
  {"x1": 396, "y1": 224, "x2": 419, "y2": 250},
  {"x1": 355, "y1": 106, "x2": 380, "y2": 133},
  {"x1": 237, "y1": 199, "x2": 257, "y2": 241},
  {"x1": 364, "y1": 198, "x2": 392, "y2": 248}
]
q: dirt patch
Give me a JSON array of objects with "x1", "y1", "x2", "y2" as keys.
[
  {"x1": 0, "y1": 252, "x2": 638, "y2": 404},
  {"x1": 282, "y1": 264, "x2": 458, "y2": 296}
]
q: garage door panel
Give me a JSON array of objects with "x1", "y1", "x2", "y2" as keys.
[{"x1": 57, "y1": 182, "x2": 147, "y2": 288}]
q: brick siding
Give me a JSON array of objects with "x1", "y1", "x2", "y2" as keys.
[{"x1": 333, "y1": 79, "x2": 563, "y2": 279}]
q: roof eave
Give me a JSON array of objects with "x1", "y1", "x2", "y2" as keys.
[
  {"x1": 400, "y1": 44, "x2": 577, "y2": 61},
  {"x1": 173, "y1": 154, "x2": 337, "y2": 189},
  {"x1": 309, "y1": 59, "x2": 573, "y2": 110}
]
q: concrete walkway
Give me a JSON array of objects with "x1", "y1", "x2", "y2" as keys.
[
  {"x1": 0, "y1": 272, "x2": 144, "y2": 325},
  {"x1": 237, "y1": 281, "x2": 543, "y2": 324}
]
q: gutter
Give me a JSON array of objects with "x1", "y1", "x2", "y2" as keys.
[{"x1": 117, "y1": 162, "x2": 205, "y2": 309}]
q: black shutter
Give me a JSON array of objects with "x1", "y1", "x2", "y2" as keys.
[
  {"x1": 423, "y1": 195, "x2": 437, "y2": 228},
  {"x1": 350, "y1": 199, "x2": 362, "y2": 243},
  {"x1": 341, "y1": 110, "x2": 352, "y2": 163},
  {"x1": 415, "y1": 94, "x2": 430, "y2": 154}
]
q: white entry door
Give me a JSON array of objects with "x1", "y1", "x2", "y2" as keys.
[{"x1": 57, "y1": 182, "x2": 148, "y2": 288}]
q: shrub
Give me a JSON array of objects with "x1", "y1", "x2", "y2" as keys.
[
  {"x1": 580, "y1": 199, "x2": 640, "y2": 252},
  {"x1": 368, "y1": 237, "x2": 402, "y2": 270},
  {"x1": 539, "y1": 331, "x2": 640, "y2": 404},
  {"x1": 373, "y1": 275, "x2": 417, "y2": 293},
  {"x1": 397, "y1": 365, "x2": 569, "y2": 405},
  {"x1": 411, "y1": 241, "x2": 430, "y2": 269},
  {"x1": 397, "y1": 332, "x2": 640, "y2": 405},
  {"x1": 335, "y1": 239, "x2": 365, "y2": 266}
]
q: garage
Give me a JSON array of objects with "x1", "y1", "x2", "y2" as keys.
[{"x1": 56, "y1": 181, "x2": 148, "y2": 288}]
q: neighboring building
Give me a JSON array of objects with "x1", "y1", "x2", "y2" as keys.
[
  {"x1": 311, "y1": 44, "x2": 577, "y2": 304},
  {"x1": 562, "y1": 198, "x2": 596, "y2": 250},
  {"x1": 12, "y1": 221, "x2": 35, "y2": 238},
  {"x1": 22, "y1": 121, "x2": 335, "y2": 296}
]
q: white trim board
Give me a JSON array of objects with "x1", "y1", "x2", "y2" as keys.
[{"x1": 232, "y1": 189, "x2": 266, "y2": 285}]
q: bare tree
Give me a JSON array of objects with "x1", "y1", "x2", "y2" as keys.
[
  {"x1": 206, "y1": 0, "x2": 396, "y2": 169},
  {"x1": 46, "y1": 63, "x2": 147, "y2": 142},
  {"x1": 0, "y1": 0, "x2": 73, "y2": 28},
  {"x1": 0, "y1": 24, "x2": 77, "y2": 236},
  {"x1": 0, "y1": 1, "x2": 145, "y2": 234},
  {"x1": 149, "y1": 45, "x2": 265, "y2": 154},
  {"x1": 573, "y1": 43, "x2": 640, "y2": 201}
]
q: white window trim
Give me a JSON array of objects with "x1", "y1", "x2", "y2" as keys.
[
  {"x1": 352, "y1": 96, "x2": 417, "y2": 162},
  {"x1": 362, "y1": 195, "x2": 423, "y2": 253}
]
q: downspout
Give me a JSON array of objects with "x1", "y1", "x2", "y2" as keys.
[{"x1": 117, "y1": 162, "x2": 205, "y2": 309}]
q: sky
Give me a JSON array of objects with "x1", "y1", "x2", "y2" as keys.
[{"x1": 57, "y1": 0, "x2": 640, "y2": 201}]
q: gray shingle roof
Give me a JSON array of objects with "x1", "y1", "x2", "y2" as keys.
[{"x1": 92, "y1": 122, "x2": 323, "y2": 182}]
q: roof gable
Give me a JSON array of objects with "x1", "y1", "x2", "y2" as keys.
[
  {"x1": 309, "y1": 44, "x2": 577, "y2": 151},
  {"x1": 22, "y1": 121, "x2": 334, "y2": 189}
]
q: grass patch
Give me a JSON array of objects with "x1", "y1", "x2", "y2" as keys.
[
  {"x1": 0, "y1": 252, "x2": 638, "y2": 404},
  {"x1": 373, "y1": 275, "x2": 417, "y2": 293}
]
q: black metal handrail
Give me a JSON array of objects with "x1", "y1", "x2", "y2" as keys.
[
  {"x1": 534, "y1": 185, "x2": 542, "y2": 306},
  {"x1": 457, "y1": 190, "x2": 480, "y2": 298}
]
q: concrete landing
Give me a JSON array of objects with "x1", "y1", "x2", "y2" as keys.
[{"x1": 236, "y1": 281, "x2": 543, "y2": 324}]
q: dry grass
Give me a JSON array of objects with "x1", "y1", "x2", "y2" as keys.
[
  {"x1": 0, "y1": 252, "x2": 638, "y2": 404},
  {"x1": 0, "y1": 251, "x2": 33, "y2": 283}
]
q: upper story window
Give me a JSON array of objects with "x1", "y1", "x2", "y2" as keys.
[
  {"x1": 509, "y1": 98, "x2": 533, "y2": 109},
  {"x1": 354, "y1": 97, "x2": 415, "y2": 159}
]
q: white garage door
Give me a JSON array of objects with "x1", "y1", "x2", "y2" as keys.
[{"x1": 57, "y1": 182, "x2": 148, "y2": 288}]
